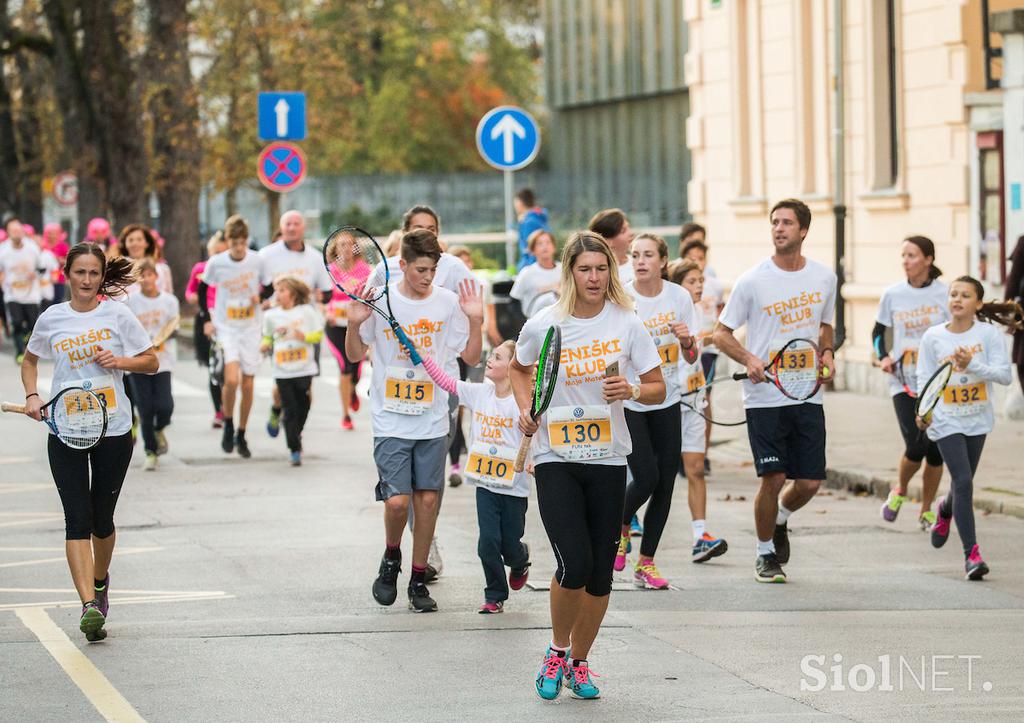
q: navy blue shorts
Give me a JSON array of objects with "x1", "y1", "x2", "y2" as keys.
[{"x1": 745, "y1": 403, "x2": 826, "y2": 480}]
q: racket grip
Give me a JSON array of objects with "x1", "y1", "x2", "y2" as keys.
[
  {"x1": 513, "y1": 434, "x2": 532, "y2": 473},
  {"x1": 731, "y1": 372, "x2": 748, "y2": 380},
  {"x1": 392, "y1": 324, "x2": 423, "y2": 365},
  {"x1": 1, "y1": 402, "x2": 27, "y2": 413}
]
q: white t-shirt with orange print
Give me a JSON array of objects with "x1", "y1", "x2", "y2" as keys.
[
  {"x1": 624, "y1": 280, "x2": 696, "y2": 412},
  {"x1": 456, "y1": 381, "x2": 529, "y2": 497}
]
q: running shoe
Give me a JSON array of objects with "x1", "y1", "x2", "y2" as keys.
[
  {"x1": 565, "y1": 660, "x2": 601, "y2": 700},
  {"x1": 692, "y1": 533, "x2": 728, "y2": 563},
  {"x1": 629, "y1": 514, "x2": 644, "y2": 537},
  {"x1": 428, "y1": 537, "x2": 443, "y2": 577},
  {"x1": 221, "y1": 420, "x2": 235, "y2": 453},
  {"x1": 535, "y1": 647, "x2": 568, "y2": 700},
  {"x1": 773, "y1": 522, "x2": 790, "y2": 564},
  {"x1": 235, "y1": 431, "x2": 251, "y2": 459},
  {"x1": 94, "y1": 575, "x2": 109, "y2": 617},
  {"x1": 509, "y1": 544, "x2": 531, "y2": 591},
  {"x1": 930, "y1": 502, "x2": 951, "y2": 549},
  {"x1": 755, "y1": 553, "x2": 787, "y2": 583},
  {"x1": 965, "y1": 545, "x2": 989, "y2": 581},
  {"x1": 212, "y1": 411, "x2": 224, "y2": 429},
  {"x1": 613, "y1": 534, "x2": 629, "y2": 572},
  {"x1": 79, "y1": 601, "x2": 107, "y2": 642},
  {"x1": 479, "y1": 601, "x2": 504, "y2": 614},
  {"x1": 341, "y1": 416, "x2": 354, "y2": 431},
  {"x1": 266, "y1": 408, "x2": 280, "y2": 438},
  {"x1": 155, "y1": 429, "x2": 169, "y2": 456},
  {"x1": 143, "y1": 453, "x2": 157, "y2": 471},
  {"x1": 424, "y1": 564, "x2": 439, "y2": 584},
  {"x1": 15, "y1": 352, "x2": 25, "y2": 365},
  {"x1": 634, "y1": 561, "x2": 670, "y2": 590},
  {"x1": 407, "y1": 581, "x2": 437, "y2": 612},
  {"x1": 130, "y1": 414, "x2": 139, "y2": 443},
  {"x1": 372, "y1": 555, "x2": 401, "y2": 606},
  {"x1": 350, "y1": 390, "x2": 360, "y2": 412},
  {"x1": 290, "y1": 451, "x2": 302, "y2": 466},
  {"x1": 881, "y1": 490, "x2": 906, "y2": 522},
  {"x1": 919, "y1": 510, "x2": 937, "y2": 531},
  {"x1": 448, "y1": 464, "x2": 463, "y2": 488}
]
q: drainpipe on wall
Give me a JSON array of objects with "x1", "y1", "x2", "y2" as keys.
[{"x1": 832, "y1": 0, "x2": 847, "y2": 350}]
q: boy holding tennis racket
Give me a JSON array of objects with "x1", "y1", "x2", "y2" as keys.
[
  {"x1": 713, "y1": 199, "x2": 836, "y2": 584},
  {"x1": 345, "y1": 228, "x2": 483, "y2": 613}
]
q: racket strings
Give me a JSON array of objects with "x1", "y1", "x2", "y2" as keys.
[
  {"x1": 325, "y1": 228, "x2": 383, "y2": 298},
  {"x1": 52, "y1": 392, "x2": 106, "y2": 450},
  {"x1": 918, "y1": 365, "x2": 952, "y2": 414}
]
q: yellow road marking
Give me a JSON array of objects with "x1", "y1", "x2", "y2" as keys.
[{"x1": 15, "y1": 607, "x2": 146, "y2": 723}]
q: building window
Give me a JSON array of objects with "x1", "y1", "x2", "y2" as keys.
[
  {"x1": 885, "y1": 0, "x2": 898, "y2": 186},
  {"x1": 978, "y1": 132, "x2": 1004, "y2": 283},
  {"x1": 868, "y1": 0, "x2": 900, "y2": 190}
]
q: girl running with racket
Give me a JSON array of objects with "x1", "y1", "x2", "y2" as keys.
[
  {"x1": 19, "y1": 243, "x2": 157, "y2": 641},
  {"x1": 874, "y1": 236, "x2": 949, "y2": 528},
  {"x1": 613, "y1": 233, "x2": 697, "y2": 589},
  {"x1": 511, "y1": 231, "x2": 664, "y2": 700},
  {"x1": 915, "y1": 277, "x2": 1017, "y2": 580},
  {"x1": 261, "y1": 277, "x2": 324, "y2": 465}
]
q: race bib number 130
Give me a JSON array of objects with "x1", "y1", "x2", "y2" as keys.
[{"x1": 547, "y1": 404, "x2": 613, "y2": 461}]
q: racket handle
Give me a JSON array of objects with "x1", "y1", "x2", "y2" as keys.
[
  {"x1": 513, "y1": 434, "x2": 532, "y2": 473},
  {"x1": 392, "y1": 324, "x2": 423, "y2": 365},
  {"x1": 731, "y1": 372, "x2": 748, "y2": 381},
  {"x1": 1, "y1": 402, "x2": 27, "y2": 413}
]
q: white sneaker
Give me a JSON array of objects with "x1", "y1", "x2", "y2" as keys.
[
  {"x1": 428, "y1": 537, "x2": 444, "y2": 577},
  {"x1": 144, "y1": 453, "x2": 157, "y2": 471}
]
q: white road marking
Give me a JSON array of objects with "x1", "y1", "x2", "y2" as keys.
[
  {"x1": 2, "y1": 591, "x2": 233, "y2": 611},
  {"x1": 0, "y1": 545, "x2": 164, "y2": 569}
]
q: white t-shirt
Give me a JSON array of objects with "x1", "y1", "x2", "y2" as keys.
[
  {"x1": 38, "y1": 249, "x2": 59, "y2": 302},
  {"x1": 917, "y1": 321, "x2": 1012, "y2": 440},
  {"x1": 510, "y1": 262, "x2": 561, "y2": 317},
  {"x1": 263, "y1": 304, "x2": 324, "y2": 379},
  {"x1": 718, "y1": 256, "x2": 837, "y2": 408},
  {"x1": 618, "y1": 260, "x2": 635, "y2": 285},
  {"x1": 698, "y1": 273, "x2": 725, "y2": 354},
  {"x1": 123, "y1": 261, "x2": 174, "y2": 297},
  {"x1": 258, "y1": 241, "x2": 333, "y2": 297},
  {"x1": 456, "y1": 381, "x2": 530, "y2": 497},
  {"x1": 126, "y1": 291, "x2": 180, "y2": 373},
  {"x1": 624, "y1": 281, "x2": 697, "y2": 412},
  {"x1": 201, "y1": 250, "x2": 263, "y2": 333},
  {"x1": 679, "y1": 303, "x2": 709, "y2": 399},
  {"x1": 515, "y1": 301, "x2": 661, "y2": 466},
  {"x1": 359, "y1": 284, "x2": 470, "y2": 439},
  {"x1": 0, "y1": 242, "x2": 43, "y2": 304},
  {"x1": 368, "y1": 252, "x2": 474, "y2": 295},
  {"x1": 876, "y1": 280, "x2": 950, "y2": 396},
  {"x1": 27, "y1": 301, "x2": 153, "y2": 436}
]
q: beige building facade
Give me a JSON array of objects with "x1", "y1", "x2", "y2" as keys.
[{"x1": 684, "y1": 0, "x2": 1022, "y2": 394}]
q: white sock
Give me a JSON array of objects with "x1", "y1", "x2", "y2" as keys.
[
  {"x1": 756, "y1": 539, "x2": 775, "y2": 556},
  {"x1": 550, "y1": 642, "x2": 568, "y2": 656},
  {"x1": 776, "y1": 505, "x2": 792, "y2": 526},
  {"x1": 692, "y1": 519, "x2": 706, "y2": 541}
]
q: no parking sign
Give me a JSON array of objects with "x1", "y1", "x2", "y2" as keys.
[{"x1": 257, "y1": 142, "x2": 307, "y2": 193}]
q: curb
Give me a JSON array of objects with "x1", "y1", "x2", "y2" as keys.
[{"x1": 824, "y1": 467, "x2": 1024, "y2": 522}]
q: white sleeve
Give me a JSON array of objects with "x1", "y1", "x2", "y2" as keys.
[
  {"x1": 446, "y1": 303, "x2": 470, "y2": 355},
  {"x1": 718, "y1": 277, "x2": 750, "y2": 331},
  {"x1": 455, "y1": 380, "x2": 482, "y2": 409},
  {"x1": 119, "y1": 305, "x2": 156, "y2": 357},
  {"x1": 680, "y1": 289, "x2": 697, "y2": 332},
  {"x1": 368, "y1": 261, "x2": 386, "y2": 289},
  {"x1": 514, "y1": 315, "x2": 542, "y2": 366},
  {"x1": 820, "y1": 270, "x2": 837, "y2": 326},
  {"x1": 200, "y1": 255, "x2": 220, "y2": 285},
  {"x1": 876, "y1": 289, "x2": 893, "y2": 326},
  {"x1": 358, "y1": 311, "x2": 378, "y2": 345},
  {"x1": 26, "y1": 308, "x2": 52, "y2": 359},
  {"x1": 966, "y1": 326, "x2": 1013, "y2": 386},
  {"x1": 628, "y1": 315, "x2": 662, "y2": 375},
  {"x1": 509, "y1": 270, "x2": 528, "y2": 301},
  {"x1": 307, "y1": 305, "x2": 325, "y2": 334},
  {"x1": 257, "y1": 247, "x2": 273, "y2": 285},
  {"x1": 916, "y1": 332, "x2": 938, "y2": 391}
]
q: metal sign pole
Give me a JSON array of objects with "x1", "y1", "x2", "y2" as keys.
[{"x1": 504, "y1": 169, "x2": 516, "y2": 270}]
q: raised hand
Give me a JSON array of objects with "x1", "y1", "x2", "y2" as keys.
[{"x1": 458, "y1": 278, "x2": 484, "y2": 321}]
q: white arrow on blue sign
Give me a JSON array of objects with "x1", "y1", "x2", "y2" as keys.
[
  {"x1": 475, "y1": 106, "x2": 540, "y2": 171},
  {"x1": 258, "y1": 92, "x2": 307, "y2": 141}
]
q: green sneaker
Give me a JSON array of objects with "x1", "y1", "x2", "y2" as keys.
[
  {"x1": 918, "y1": 510, "x2": 937, "y2": 531},
  {"x1": 155, "y1": 429, "x2": 168, "y2": 456},
  {"x1": 881, "y1": 490, "x2": 906, "y2": 522},
  {"x1": 266, "y1": 408, "x2": 280, "y2": 438},
  {"x1": 80, "y1": 601, "x2": 107, "y2": 642}
]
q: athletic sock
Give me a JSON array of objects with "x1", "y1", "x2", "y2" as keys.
[
  {"x1": 756, "y1": 539, "x2": 775, "y2": 556},
  {"x1": 692, "y1": 519, "x2": 706, "y2": 541},
  {"x1": 776, "y1": 505, "x2": 792, "y2": 525},
  {"x1": 411, "y1": 565, "x2": 426, "y2": 585},
  {"x1": 549, "y1": 643, "x2": 568, "y2": 657},
  {"x1": 939, "y1": 496, "x2": 952, "y2": 519},
  {"x1": 384, "y1": 545, "x2": 401, "y2": 561},
  {"x1": 571, "y1": 658, "x2": 587, "y2": 668}
]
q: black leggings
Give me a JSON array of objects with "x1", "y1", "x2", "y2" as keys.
[
  {"x1": 535, "y1": 462, "x2": 625, "y2": 596},
  {"x1": 6, "y1": 301, "x2": 39, "y2": 357},
  {"x1": 324, "y1": 325, "x2": 362, "y2": 382},
  {"x1": 623, "y1": 404, "x2": 682, "y2": 557},
  {"x1": 128, "y1": 372, "x2": 174, "y2": 454},
  {"x1": 935, "y1": 434, "x2": 986, "y2": 557},
  {"x1": 194, "y1": 313, "x2": 222, "y2": 414},
  {"x1": 47, "y1": 432, "x2": 134, "y2": 540},
  {"x1": 277, "y1": 376, "x2": 312, "y2": 452},
  {"x1": 892, "y1": 393, "x2": 943, "y2": 466}
]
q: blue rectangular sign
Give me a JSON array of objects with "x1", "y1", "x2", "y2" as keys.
[
  {"x1": 1012, "y1": 183, "x2": 1021, "y2": 212},
  {"x1": 258, "y1": 92, "x2": 307, "y2": 141}
]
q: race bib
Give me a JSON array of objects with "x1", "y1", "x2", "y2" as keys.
[
  {"x1": 900, "y1": 348, "x2": 918, "y2": 367},
  {"x1": 547, "y1": 404, "x2": 613, "y2": 461},
  {"x1": 655, "y1": 338, "x2": 679, "y2": 369},
  {"x1": 64, "y1": 375, "x2": 117, "y2": 412},
  {"x1": 686, "y1": 369, "x2": 706, "y2": 393},
  {"x1": 770, "y1": 338, "x2": 817, "y2": 383},
  {"x1": 274, "y1": 342, "x2": 310, "y2": 373},
  {"x1": 942, "y1": 373, "x2": 987, "y2": 417},
  {"x1": 226, "y1": 302, "x2": 255, "y2": 322},
  {"x1": 384, "y1": 366, "x2": 435, "y2": 415},
  {"x1": 465, "y1": 441, "x2": 517, "y2": 488},
  {"x1": 332, "y1": 303, "x2": 348, "y2": 326}
]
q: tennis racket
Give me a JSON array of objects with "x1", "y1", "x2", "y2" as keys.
[
  {"x1": 874, "y1": 348, "x2": 918, "y2": 397},
  {"x1": 323, "y1": 226, "x2": 422, "y2": 364},
  {"x1": 2, "y1": 387, "x2": 108, "y2": 450},
  {"x1": 682, "y1": 338, "x2": 830, "y2": 402},
  {"x1": 915, "y1": 361, "x2": 952, "y2": 423},
  {"x1": 679, "y1": 356, "x2": 746, "y2": 426},
  {"x1": 514, "y1": 325, "x2": 561, "y2": 472},
  {"x1": 151, "y1": 314, "x2": 180, "y2": 350}
]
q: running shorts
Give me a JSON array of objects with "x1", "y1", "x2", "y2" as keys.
[{"x1": 745, "y1": 403, "x2": 826, "y2": 480}]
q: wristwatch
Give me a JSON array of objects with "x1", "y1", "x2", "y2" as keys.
[{"x1": 630, "y1": 383, "x2": 641, "y2": 401}]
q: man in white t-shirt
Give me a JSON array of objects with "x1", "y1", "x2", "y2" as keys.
[
  {"x1": 0, "y1": 218, "x2": 43, "y2": 362},
  {"x1": 713, "y1": 199, "x2": 837, "y2": 585},
  {"x1": 588, "y1": 208, "x2": 635, "y2": 285}
]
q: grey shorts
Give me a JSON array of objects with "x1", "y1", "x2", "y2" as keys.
[{"x1": 373, "y1": 436, "x2": 448, "y2": 500}]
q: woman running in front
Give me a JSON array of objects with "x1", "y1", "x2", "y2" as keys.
[
  {"x1": 20, "y1": 243, "x2": 158, "y2": 641},
  {"x1": 614, "y1": 233, "x2": 697, "y2": 589},
  {"x1": 261, "y1": 276, "x2": 324, "y2": 465},
  {"x1": 875, "y1": 236, "x2": 950, "y2": 528},
  {"x1": 916, "y1": 276, "x2": 1015, "y2": 580},
  {"x1": 511, "y1": 231, "x2": 664, "y2": 700}
]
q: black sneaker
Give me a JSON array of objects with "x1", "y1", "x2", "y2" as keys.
[
  {"x1": 704, "y1": 458, "x2": 711, "y2": 476},
  {"x1": 221, "y1": 419, "x2": 235, "y2": 453},
  {"x1": 235, "y1": 431, "x2": 251, "y2": 459},
  {"x1": 755, "y1": 553, "x2": 787, "y2": 583},
  {"x1": 407, "y1": 581, "x2": 438, "y2": 612},
  {"x1": 372, "y1": 556, "x2": 401, "y2": 606},
  {"x1": 424, "y1": 563, "x2": 439, "y2": 584},
  {"x1": 773, "y1": 522, "x2": 790, "y2": 564}
]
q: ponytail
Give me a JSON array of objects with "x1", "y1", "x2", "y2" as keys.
[
  {"x1": 64, "y1": 243, "x2": 137, "y2": 298},
  {"x1": 953, "y1": 275, "x2": 1024, "y2": 331}
]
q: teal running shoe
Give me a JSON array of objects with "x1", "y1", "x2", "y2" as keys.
[
  {"x1": 565, "y1": 660, "x2": 601, "y2": 699},
  {"x1": 535, "y1": 647, "x2": 568, "y2": 700}
]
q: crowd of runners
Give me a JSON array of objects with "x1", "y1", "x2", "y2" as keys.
[{"x1": 5, "y1": 193, "x2": 1022, "y2": 699}]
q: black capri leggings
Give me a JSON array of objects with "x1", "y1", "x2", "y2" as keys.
[
  {"x1": 935, "y1": 433, "x2": 986, "y2": 557},
  {"x1": 47, "y1": 432, "x2": 134, "y2": 540},
  {"x1": 892, "y1": 393, "x2": 943, "y2": 466},
  {"x1": 623, "y1": 403, "x2": 682, "y2": 557},
  {"x1": 324, "y1": 325, "x2": 362, "y2": 382},
  {"x1": 535, "y1": 461, "x2": 626, "y2": 596}
]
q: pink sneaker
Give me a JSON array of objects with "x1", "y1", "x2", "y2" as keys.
[
  {"x1": 478, "y1": 601, "x2": 504, "y2": 614},
  {"x1": 212, "y1": 411, "x2": 225, "y2": 429},
  {"x1": 613, "y1": 535, "x2": 628, "y2": 572},
  {"x1": 965, "y1": 544, "x2": 989, "y2": 581},
  {"x1": 341, "y1": 416, "x2": 354, "y2": 431},
  {"x1": 634, "y1": 561, "x2": 670, "y2": 589}
]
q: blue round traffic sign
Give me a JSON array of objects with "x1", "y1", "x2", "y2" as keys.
[
  {"x1": 475, "y1": 106, "x2": 540, "y2": 171},
  {"x1": 257, "y1": 142, "x2": 307, "y2": 192}
]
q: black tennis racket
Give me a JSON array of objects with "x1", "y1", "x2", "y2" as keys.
[
  {"x1": 682, "y1": 338, "x2": 830, "y2": 403},
  {"x1": 915, "y1": 361, "x2": 953, "y2": 423},
  {"x1": 323, "y1": 226, "x2": 422, "y2": 364},
  {"x1": 514, "y1": 325, "x2": 561, "y2": 472},
  {"x1": 2, "y1": 387, "x2": 108, "y2": 450}
]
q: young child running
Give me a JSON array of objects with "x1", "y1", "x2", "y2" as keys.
[
  {"x1": 126, "y1": 258, "x2": 180, "y2": 471},
  {"x1": 915, "y1": 276, "x2": 1017, "y2": 580},
  {"x1": 261, "y1": 277, "x2": 324, "y2": 466},
  {"x1": 415, "y1": 340, "x2": 531, "y2": 613},
  {"x1": 671, "y1": 258, "x2": 729, "y2": 562}
]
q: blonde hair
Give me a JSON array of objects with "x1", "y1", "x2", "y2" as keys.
[
  {"x1": 527, "y1": 228, "x2": 556, "y2": 255},
  {"x1": 632, "y1": 232, "x2": 669, "y2": 279},
  {"x1": 274, "y1": 275, "x2": 311, "y2": 305},
  {"x1": 667, "y1": 258, "x2": 701, "y2": 286},
  {"x1": 383, "y1": 229, "x2": 403, "y2": 257},
  {"x1": 133, "y1": 257, "x2": 158, "y2": 277},
  {"x1": 206, "y1": 230, "x2": 226, "y2": 257},
  {"x1": 554, "y1": 231, "x2": 634, "y2": 318},
  {"x1": 493, "y1": 339, "x2": 516, "y2": 360},
  {"x1": 447, "y1": 244, "x2": 471, "y2": 260}
]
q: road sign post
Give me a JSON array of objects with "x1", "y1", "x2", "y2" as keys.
[
  {"x1": 476, "y1": 106, "x2": 541, "y2": 269},
  {"x1": 258, "y1": 92, "x2": 307, "y2": 141}
]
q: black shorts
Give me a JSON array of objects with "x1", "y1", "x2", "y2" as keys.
[
  {"x1": 745, "y1": 403, "x2": 826, "y2": 480},
  {"x1": 892, "y1": 393, "x2": 943, "y2": 466}
]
